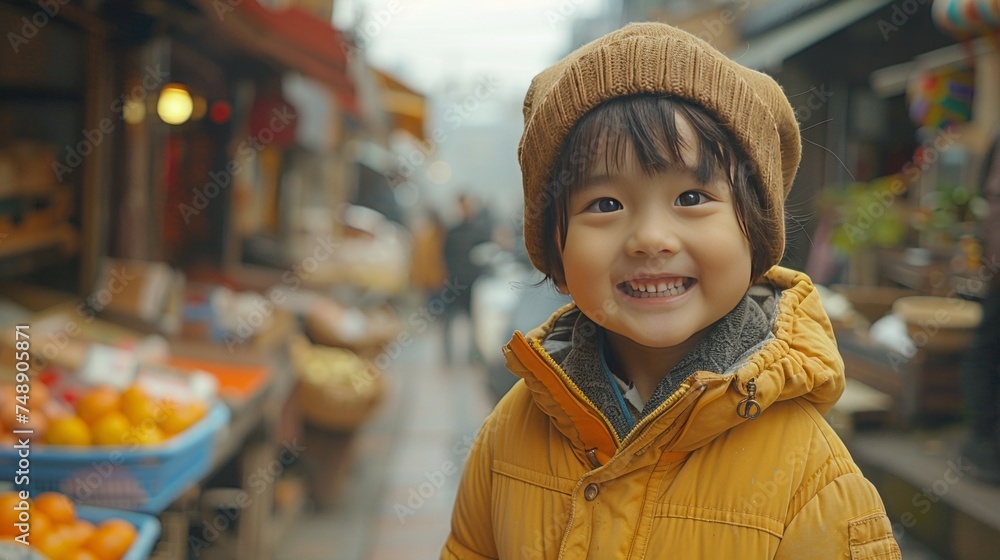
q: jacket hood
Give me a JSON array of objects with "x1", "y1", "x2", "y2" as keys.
[{"x1": 501, "y1": 266, "x2": 845, "y2": 465}]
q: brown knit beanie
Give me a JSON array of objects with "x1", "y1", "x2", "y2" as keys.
[{"x1": 519, "y1": 21, "x2": 801, "y2": 275}]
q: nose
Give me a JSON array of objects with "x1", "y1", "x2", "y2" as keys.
[{"x1": 624, "y1": 210, "x2": 682, "y2": 257}]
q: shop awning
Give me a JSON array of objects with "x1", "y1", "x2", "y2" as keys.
[
  {"x1": 373, "y1": 69, "x2": 426, "y2": 140},
  {"x1": 735, "y1": 0, "x2": 896, "y2": 70},
  {"x1": 193, "y1": 0, "x2": 358, "y2": 116}
]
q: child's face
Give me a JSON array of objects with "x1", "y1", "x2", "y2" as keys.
[{"x1": 560, "y1": 117, "x2": 752, "y2": 349}]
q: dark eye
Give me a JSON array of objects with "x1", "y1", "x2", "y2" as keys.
[
  {"x1": 676, "y1": 191, "x2": 708, "y2": 207},
  {"x1": 586, "y1": 198, "x2": 623, "y2": 213}
]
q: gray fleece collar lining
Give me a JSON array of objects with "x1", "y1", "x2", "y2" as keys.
[{"x1": 546, "y1": 290, "x2": 778, "y2": 440}]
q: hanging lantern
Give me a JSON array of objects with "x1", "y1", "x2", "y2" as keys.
[{"x1": 157, "y1": 84, "x2": 194, "y2": 125}]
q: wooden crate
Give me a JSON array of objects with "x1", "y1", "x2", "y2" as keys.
[{"x1": 838, "y1": 330, "x2": 965, "y2": 427}]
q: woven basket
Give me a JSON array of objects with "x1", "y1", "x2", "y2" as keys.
[
  {"x1": 297, "y1": 373, "x2": 385, "y2": 431},
  {"x1": 292, "y1": 338, "x2": 386, "y2": 431}
]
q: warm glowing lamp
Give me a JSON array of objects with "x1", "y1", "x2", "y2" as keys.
[
  {"x1": 157, "y1": 84, "x2": 193, "y2": 125},
  {"x1": 123, "y1": 98, "x2": 146, "y2": 124}
]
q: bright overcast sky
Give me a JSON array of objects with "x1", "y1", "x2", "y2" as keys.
[{"x1": 334, "y1": 0, "x2": 614, "y2": 96}]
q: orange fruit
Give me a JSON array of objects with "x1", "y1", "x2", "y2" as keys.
[
  {"x1": 65, "y1": 550, "x2": 101, "y2": 560},
  {"x1": 62, "y1": 519, "x2": 96, "y2": 549},
  {"x1": 129, "y1": 423, "x2": 165, "y2": 446},
  {"x1": 0, "y1": 492, "x2": 26, "y2": 537},
  {"x1": 83, "y1": 518, "x2": 136, "y2": 560},
  {"x1": 121, "y1": 392, "x2": 158, "y2": 426},
  {"x1": 76, "y1": 388, "x2": 121, "y2": 425},
  {"x1": 120, "y1": 386, "x2": 149, "y2": 408},
  {"x1": 158, "y1": 402, "x2": 207, "y2": 436},
  {"x1": 36, "y1": 528, "x2": 74, "y2": 560},
  {"x1": 33, "y1": 493, "x2": 76, "y2": 526},
  {"x1": 120, "y1": 385, "x2": 144, "y2": 400},
  {"x1": 91, "y1": 412, "x2": 133, "y2": 446},
  {"x1": 29, "y1": 510, "x2": 53, "y2": 544},
  {"x1": 46, "y1": 417, "x2": 93, "y2": 446}
]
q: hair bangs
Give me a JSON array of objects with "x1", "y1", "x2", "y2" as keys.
[{"x1": 539, "y1": 94, "x2": 777, "y2": 288}]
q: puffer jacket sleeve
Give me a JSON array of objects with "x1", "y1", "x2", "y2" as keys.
[
  {"x1": 775, "y1": 472, "x2": 900, "y2": 560},
  {"x1": 441, "y1": 409, "x2": 500, "y2": 560}
]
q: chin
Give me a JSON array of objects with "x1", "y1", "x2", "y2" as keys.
[{"x1": 617, "y1": 329, "x2": 695, "y2": 349}]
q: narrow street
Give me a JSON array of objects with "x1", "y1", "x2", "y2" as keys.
[{"x1": 280, "y1": 317, "x2": 496, "y2": 559}]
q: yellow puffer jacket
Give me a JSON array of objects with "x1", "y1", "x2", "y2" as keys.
[{"x1": 442, "y1": 267, "x2": 900, "y2": 559}]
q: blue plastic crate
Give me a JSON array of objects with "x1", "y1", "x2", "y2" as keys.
[
  {"x1": 0, "y1": 402, "x2": 230, "y2": 514},
  {"x1": 76, "y1": 505, "x2": 161, "y2": 560}
]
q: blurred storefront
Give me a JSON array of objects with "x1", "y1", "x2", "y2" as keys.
[{"x1": 1, "y1": 0, "x2": 426, "y2": 558}]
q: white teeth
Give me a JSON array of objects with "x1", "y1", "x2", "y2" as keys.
[{"x1": 621, "y1": 278, "x2": 690, "y2": 298}]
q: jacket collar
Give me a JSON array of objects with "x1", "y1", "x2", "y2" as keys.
[
  {"x1": 558, "y1": 294, "x2": 772, "y2": 440},
  {"x1": 501, "y1": 266, "x2": 845, "y2": 465}
]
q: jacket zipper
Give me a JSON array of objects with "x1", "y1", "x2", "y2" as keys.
[
  {"x1": 618, "y1": 380, "x2": 699, "y2": 451},
  {"x1": 736, "y1": 377, "x2": 761, "y2": 419},
  {"x1": 527, "y1": 338, "x2": 714, "y2": 457},
  {"x1": 528, "y1": 339, "x2": 623, "y2": 448}
]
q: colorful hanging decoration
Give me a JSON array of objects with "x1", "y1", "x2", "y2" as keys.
[
  {"x1": 906, "y1": 64, "x2": 975, "y2": 129},
  {"x1": 932, "y1": 0, "x2": 1000, "y2": 36}
]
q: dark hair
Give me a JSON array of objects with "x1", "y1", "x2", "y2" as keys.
[{"x1": 539, "y1": 94, "x2": 779, "y2": 287}]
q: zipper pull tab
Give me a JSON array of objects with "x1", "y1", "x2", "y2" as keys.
[
  {"x1": 737, "y1": 378, "x2": 761, "y2": 419},
  {"x1": 585, "y1": 448, "x2": 602, "y2": 469}
]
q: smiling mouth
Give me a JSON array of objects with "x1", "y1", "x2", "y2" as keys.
[{"x1": 618, "y1": 277, "x2": 696, "y2": 298}]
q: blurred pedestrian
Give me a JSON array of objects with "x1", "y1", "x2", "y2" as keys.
[
  {"x1": 960, "y1": 133, "x2": 1000, "y2": 484},
  {"x1": 442, "y1": 194, "x2": 492, "y2": 365},
  {"x1": 442, "y1": 22, "x2": 899, "y2": 559}
]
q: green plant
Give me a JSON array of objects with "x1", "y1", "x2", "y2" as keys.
[{"x1": 826, "y1": 176, "x2": 908, "y2": 254}]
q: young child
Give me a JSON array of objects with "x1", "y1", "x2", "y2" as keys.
[{"x1": 442, "y1": 22, "x2": 900, "y2": 559}]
